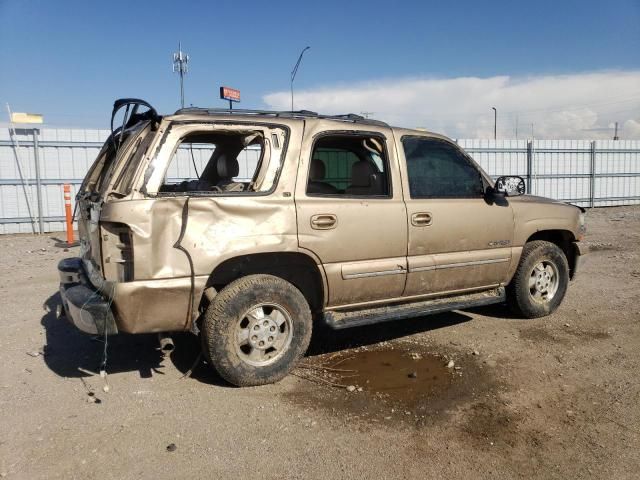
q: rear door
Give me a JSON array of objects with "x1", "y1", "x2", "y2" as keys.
[
  {"x1": 398, "y1": 135, "x2": 514, "y2": 296},
  {"x1": 295, "y1": 123, "x2": 408, "y2": 307}
]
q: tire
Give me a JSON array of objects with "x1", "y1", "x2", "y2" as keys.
[
  {"x1": 506, "y1": 240, "x2": 569, "y2": 318},
  {"x1": 202, "y1": 274, "x2": 312, "y2": 386}
]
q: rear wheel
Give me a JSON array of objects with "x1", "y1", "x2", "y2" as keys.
[
  {"x1": 507, "y1": 240, "x2": 569, "y2": 318},
  {"x1": 202, "y1": 274, "x2": 312, "y2": 386}
]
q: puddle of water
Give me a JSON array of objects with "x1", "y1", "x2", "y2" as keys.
[
  {"x1": 332, "y1": 349, "x2": 453, "y2": 407},
  {"x1": 287, "y1": 344, "x2": 517, "y2": 443},
  {"x1": 287, "y1": 344, "x2": 498, "y2": 427}
]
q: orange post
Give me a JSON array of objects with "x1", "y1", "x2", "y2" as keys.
[{"x1": 64, "y1": 184, "x2": 74, "y2": 245}]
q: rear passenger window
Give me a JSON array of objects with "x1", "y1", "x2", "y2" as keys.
[
  {"x1": 402, "y1": 137, "x2": 483, "y2": 198},
  {"x1": 307, "y1": 135, "x2": 390, "y2": 197},
  {"x1": 158, "y1": 132, "x2": 264, "y2": 194}
]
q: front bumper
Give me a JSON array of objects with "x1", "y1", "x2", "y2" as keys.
[{"x1": 58, "y1": 258, "x2": 118, "y2": 335}]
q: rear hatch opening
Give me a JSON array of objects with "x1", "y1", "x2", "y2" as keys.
[{"x1": 75, "y1": 99, "x2": 160, "y2": 285}]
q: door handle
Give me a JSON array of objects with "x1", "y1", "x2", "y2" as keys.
[
  {"x1": 411, "y1": 212, "x2": 433, "y2": 227},
  {"x1": 310, "y1": 214, "x2": 338, "y2": 230}
]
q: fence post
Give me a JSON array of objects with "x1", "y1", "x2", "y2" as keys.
[
  {"x1": 526, "y1": 140, "x2": 533, "y2": 194},
  {"x1": 32, "y1": 129, "x2": 44, "y2": 234},
  {"x1": 589, "y1": 141, "x2": 596, "y2": 208}
]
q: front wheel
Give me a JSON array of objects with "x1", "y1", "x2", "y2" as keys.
[
  {"x1": 506, "y1": 240, "x2": 569, "y2": 318},
  {"x1": 201, "y1": 274, "x2": 312, "y2": 386}
]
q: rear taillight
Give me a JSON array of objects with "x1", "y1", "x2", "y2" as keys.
[{"x1": 101, "y1": 222, "x2": 134, "y2": 282}]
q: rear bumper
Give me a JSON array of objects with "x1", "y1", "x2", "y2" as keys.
[{"x1": 58, "y1": 258, "x2": 118, "y2": 335}]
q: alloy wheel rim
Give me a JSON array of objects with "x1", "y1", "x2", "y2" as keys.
[
  {"x1": 528, "y1": 260, "x2": 559, "y2": 303},
  {"x1": 235, "y1": 303, "x2": 293, "y2": 367}
]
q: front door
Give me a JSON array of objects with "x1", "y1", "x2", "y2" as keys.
[
  {"x1": 295, "y1": 124, "x2": 408, "y2": 307},
  {"x1": 398, "y1": 135, "x2": 514, "y2": 297}
]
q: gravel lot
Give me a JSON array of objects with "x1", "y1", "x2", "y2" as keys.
[{"x1": 1, "y1": 206, "x2": 639, "y2": 479}]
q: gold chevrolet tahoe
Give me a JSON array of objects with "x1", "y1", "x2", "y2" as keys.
[{"x1": 58, "y1": 99, "x2": 586, "y2": 386}]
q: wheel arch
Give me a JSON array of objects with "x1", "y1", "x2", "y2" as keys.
[
  {"x1": 524, "y1": 229, "x2": 578, "y2": 278},
  {"x1": 200, "y1": 251, "x2": 327, "y2": 315}
]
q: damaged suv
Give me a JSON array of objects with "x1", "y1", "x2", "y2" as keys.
[{"x1": 59, "y1": 99, "x2": 586, "y2": 386}]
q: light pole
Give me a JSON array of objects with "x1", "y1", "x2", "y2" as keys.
[
  {"x1": 173, "y1": 42, "x2": 190, "y2": 108},
  {"x1": 290, "y1": 46, "x2": 310, "y2": 111},
  {"x1": 491, "y1": 107, "x2": 497, "y2": 140}
]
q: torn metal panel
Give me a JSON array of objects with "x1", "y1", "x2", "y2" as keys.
[{"x1": 100, "y1": 196, "x2": 300, "y2": 280}]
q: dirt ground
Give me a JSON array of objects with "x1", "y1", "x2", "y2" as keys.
[{"x1": 1, "y1": 206, "x2": 639, "y2": 480}]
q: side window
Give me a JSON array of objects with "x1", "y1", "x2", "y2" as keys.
[
  {"x1": 402, "y1": 137, "x2": 483, "y2": 198},
  {"x1": 307, "y1": 134, "x2": 390, "y2": 197},
  {"x1": 158, "y1": 132, "x2": 264, "y2": 194}
]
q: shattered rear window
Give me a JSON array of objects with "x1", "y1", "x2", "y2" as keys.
[{"x1": 148, "y1": 125, "x2": 287, "y2": 196}]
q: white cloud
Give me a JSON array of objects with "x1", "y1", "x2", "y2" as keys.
[
  {"x1": 263, "y1": 71, "x2": 640, "y2": 139},
  {"x1": 623, "y1": 118, "x2": 640, "y2": 138}
]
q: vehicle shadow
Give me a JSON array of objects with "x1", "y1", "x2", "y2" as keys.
[
  {"x1": 306, "y1": 311, "x2": 473, "y2": 356},
  {"x1": 41, "y1": 290, "x2": 475, "y2": 388},
  {"x1": 40, "y1": 291, "x2": 228, "y2": 386},
  {"x1": 463, "y1": 302, "x2": 522, "y2": 320},
  {"x1": 180, "y1": 310, "x2": 474, "y2": 385}
]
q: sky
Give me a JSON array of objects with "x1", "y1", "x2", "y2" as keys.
[{"x1": 1, "y1": 0, "x2": 639, "y2": 139}]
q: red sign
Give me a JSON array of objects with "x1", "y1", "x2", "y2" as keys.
[{"x1": 220, "y1": 86, "x2": 241, "y2": 102}]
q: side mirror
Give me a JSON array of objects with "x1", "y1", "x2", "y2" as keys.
[{"x1": 494, "y1": 175, "x2": 526, "y2": 197}]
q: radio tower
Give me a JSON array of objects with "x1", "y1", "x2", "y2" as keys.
[{"x1": 172, "y1": 42, "x2": 189, "y2": 108}]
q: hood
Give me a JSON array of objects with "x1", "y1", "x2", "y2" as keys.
[
  {"x1": 514, "y1": 194, "x2": 562, "y2": 205},
  {"x1": 512, "y1": 195, "x2": 585, "y2": 212}
]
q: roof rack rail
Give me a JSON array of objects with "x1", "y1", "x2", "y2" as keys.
[
  {"x1": 175, "y1": 107, "x2": 319, "y2": 117},
  {"x1": 323, "y1": 113, "x2": 388, "y2": 127},
  {"x1": 173, "y1": 107, "x2": 389, "y2": 127}
]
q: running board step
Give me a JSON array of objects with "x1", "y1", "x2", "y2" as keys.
[{"x1": 324, "y1": 287, "x2": 505, "y2": 330}]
